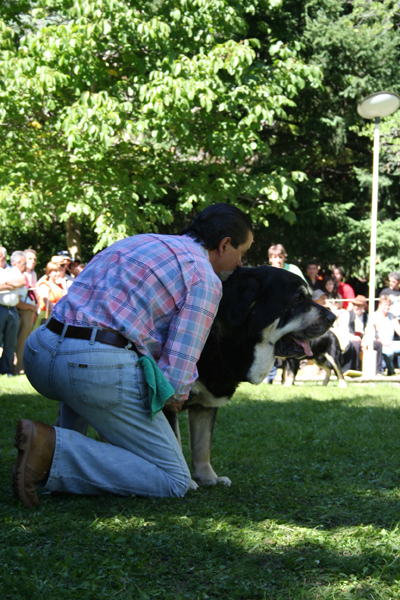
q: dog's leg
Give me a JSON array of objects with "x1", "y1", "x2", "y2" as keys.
[
  {"x1": 320, "y1": 359, "x2": 331, "y2": 386},
  {"x1": 283, "y1": 358, "x2": 296, "y2": 386},
  {"x1": 325, "y1": 352, "x2": 347, "y2": 388},
  {"x1": 162, "y1": 408, "x2": 201, "y2": 489},
  {"x1": 188, "y1": 405, "x2": 231, "y2": 487},
  {"x1": 162, "y1": 408, "x2": 181, "y2": 446},
  {"x1": 281, "y1": 359, "x2": 287, "y2": 385}
]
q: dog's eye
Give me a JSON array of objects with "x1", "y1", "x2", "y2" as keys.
[{"x1": 294, "y1": 293, "x2": 303, "y2": 303}]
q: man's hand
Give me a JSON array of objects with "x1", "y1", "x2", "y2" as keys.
[{"x1": 164, "y1": 399, "x2": 185, "y2": 414}]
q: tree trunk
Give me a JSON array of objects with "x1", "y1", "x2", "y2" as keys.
[{"x1": 66, "y1": 216, "x2": 82, "y2": 260}]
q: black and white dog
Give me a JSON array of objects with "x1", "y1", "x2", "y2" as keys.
[
  {"x1": 164, "y1": 266, "x2": 336, "y2": 489},
  {"x1": 281, "y1": 330, "x2": 347, "y2": 388}
]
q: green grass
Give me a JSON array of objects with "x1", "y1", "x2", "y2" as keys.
[{"x1": 2, "y1": 377, "x2": 400, "y2": 599}]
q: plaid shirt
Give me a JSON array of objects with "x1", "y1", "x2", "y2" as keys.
[{"x1": 53, "y1": 234, "x2": 222, "y2": 399}]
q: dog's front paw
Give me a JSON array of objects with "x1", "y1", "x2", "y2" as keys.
[
  {"x1": 193, "y1": 463, "x2": 232, "y2": 487},
  {"x1": 199, "y1": 476, "x2": 231, "y2": 487},
  {"x1": 338, "y1": 379, "x2": 347, "y2": 388},
  {"x1": 195, "y1": 475, "x2": 232, "y2": 487},
  {"x1": 215, "y1": 476, "x2": 231, "y2": 487},
  {"x1": 189, "y1": 479, "x2": 199, "y2": 491}
]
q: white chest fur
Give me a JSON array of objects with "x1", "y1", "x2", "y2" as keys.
[
  {"x1": 247, "y1": 320, "x2": 280, "y2": 384},
  {"x1": 190, "y1": 381, "x2": 230, "y2": 408}
]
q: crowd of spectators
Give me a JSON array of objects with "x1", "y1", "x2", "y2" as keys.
[
  {"x1": 267, "y1": 244, "x2": 400, "y2": 377},
  {"x1": 2, "y1": 239, "x2": 400, "y2": 379},
  {"x1": 0, "y1": 247, "x2": 85, "y2": 377}
]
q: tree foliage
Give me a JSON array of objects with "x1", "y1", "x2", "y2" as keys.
[
  {"x1": 1, "y1": 0, "x2": 400, "y2": 286},
  {"x1": 250, "y1": 0, "x2": 400, "y2": 282},
  {"x1": 0, "y1": 0, "x2": 321, "y2": 251}
]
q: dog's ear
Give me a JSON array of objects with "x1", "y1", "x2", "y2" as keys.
[
  {"x1": 246, "y1": 294, "x2": 286, "y2": 336},
  {"x1": 222, "y1": 278, "x2": 261, "y2": 326}
]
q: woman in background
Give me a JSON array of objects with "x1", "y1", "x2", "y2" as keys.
[
  {"x1": 323, "y1": 276, "x2": 343, "y2": 310},
  {"x1": 35, "y1": 262, "x2": 66, "y2": 328}
]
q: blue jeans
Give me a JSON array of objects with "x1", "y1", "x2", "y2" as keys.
[
  {"x1": 382, "y1": 341, "x2": 400, "y2": 375},
  {"x1": 23, "y1": 325, "x2": 191, "y2": 498},
  {"x1": 0, "y1": 305, "x2": 19, "y2": 375}
]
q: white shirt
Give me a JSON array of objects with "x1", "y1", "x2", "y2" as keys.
[
  {"x1": 374, "y1": 310, "x2": 396, "y2": 345},
  {"x1": 354, "y1": 313, "x2": 368, "y2": 335},
  {"x1": 0, "y1": 267, "x2": 22, "y2": 307}
]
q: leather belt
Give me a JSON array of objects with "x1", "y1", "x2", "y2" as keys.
[{"x1": 46, "y1": 318, "x2": 134, "y2": 350}]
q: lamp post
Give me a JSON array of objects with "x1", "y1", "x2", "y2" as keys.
[{"x1": 357, "y1": 92, "x2": 400, "y2": 377}]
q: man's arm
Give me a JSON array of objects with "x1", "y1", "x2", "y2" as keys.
[
  {"x1": 2, "y1": 271, "x2": 26, "y2": 288},
  {"x1": 16, "y1": 299, "x2": 39, "y2": 312},
  {"x1": 372, "y1": 316, "x2": 382, "y2": 344},
  {"x1": 158, "y1": 278, "x2": 222, "y2": 401}
]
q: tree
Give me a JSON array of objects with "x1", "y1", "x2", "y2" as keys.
[
  {"x1": 0, "y1": 0, "x2": 321, "y2": 255},
  {"x1": 245, "y1": 0, "x2": 400, "y2": 283}
]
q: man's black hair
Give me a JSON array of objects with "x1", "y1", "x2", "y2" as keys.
[{"x1": 181, "y1": 203, "x2": 253, "y2": 250}]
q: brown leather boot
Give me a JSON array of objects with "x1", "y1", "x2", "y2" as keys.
[{"x1": 12, "y1": 419, "x2": 56, "y2": 508}]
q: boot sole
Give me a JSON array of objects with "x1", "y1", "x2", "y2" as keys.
[{"x1": 12, "y1": 419, "x2": 38, "y2": 508}]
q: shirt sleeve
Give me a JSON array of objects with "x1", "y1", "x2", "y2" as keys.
[
  {"x1": 291, "y1": 265, "x2": 306, "y2": 281},
  {"x1": 157, "y1": 277, "x2": 222, "y2": 400}
]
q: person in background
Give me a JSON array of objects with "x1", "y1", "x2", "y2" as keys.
[
  {"x1": 57, "y1": 251, "x2": 74, "y2": 283},
  {"x1": 266, "y1": 243, "x2": 305, "y2": 384},
  {"x1": 35, "y1": 262, "x2": 66, "y2": 327},
  {"x1": 0, "y1": 250, "x2": 26, "y2": 376},
  {"x1": 305, "y1": 261, "x2": 322, "y2": 291},
  {"x1": 312, "y1": 289, "x2": 327, "y2": 306},
  {"x1": 323, "y1": 276, "x2": 343, "y2": 310},
  {"x1": 332, "y1": 266, "x2": 355, "y2": 310},
  {"x1": 268, "y1": 244, "x2": 305, "y2": 280},
  {"x1": 12, "y1": 250, "x2": 39, "y2": 374},
  {"x1": 69, "y1": 260, "x2": 83, "y2": 278},
  {"x1": 373, "y1": 295, "x2": 400, "y2": 376},
  {"x1": 380, "y1": 272, "x2": 400, "y2": 319},
  {"x1": 74, "y1": 263, "x2": 85, "y2": 276},
  {"x1": 347, "y1": 295, "x2": 383, "y2": 373},
  {"x1": 51, "y1": 255, "x2": 73, "y2": 291},
  {"x1": 24, "y1": 249, "x2": 38, "y2": 297},
  {"x1": 314, "y1": 288, "x2": 353, "y2": 371},
  {"x1": 0, "y1": 246, "x2": 9, "y2": 269}
]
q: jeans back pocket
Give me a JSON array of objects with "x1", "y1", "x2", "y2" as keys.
[{"x1": 68, "y1": 362, "x2": 124, "y2": 408}]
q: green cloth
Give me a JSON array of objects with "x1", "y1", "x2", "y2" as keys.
[{"x1": 137, "y1": 355, "x2": 175, "y2": 421}]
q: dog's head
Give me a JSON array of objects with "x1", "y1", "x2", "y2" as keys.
[{"x1": 219, "y1": 266, "x2": 336, "y2": 383}]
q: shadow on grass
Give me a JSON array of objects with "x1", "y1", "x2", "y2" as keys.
[
  {"x1": 2, "y1": 387, "x2": 400, "y2": 597},
  {"x1": 2, "y1": 492, "x2": 400, "y2": 599}
]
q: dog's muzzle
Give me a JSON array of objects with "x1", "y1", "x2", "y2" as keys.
[{"x1": 275, "y1": 335, "x2": 313, "y2": 359}]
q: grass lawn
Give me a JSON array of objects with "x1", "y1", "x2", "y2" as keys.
[{"x1": 2, "y1": 377, "x2": 400, "y2": 599}]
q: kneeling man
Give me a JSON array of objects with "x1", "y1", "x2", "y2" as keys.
[{"x1": 12, "y1": 204, "x2": 254, "y2": 507}]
